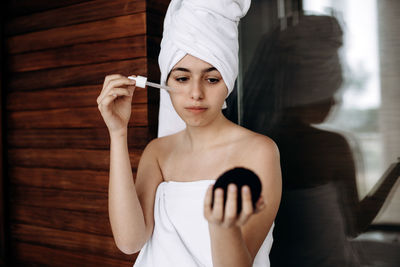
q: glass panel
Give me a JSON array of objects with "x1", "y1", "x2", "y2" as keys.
[{"x1": 236, "y1": 0, "x2": 400, "y2": 266}]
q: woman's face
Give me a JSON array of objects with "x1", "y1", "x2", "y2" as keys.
[{"x1": 167, "y1": 54, "x2": 228, "y2": 127}]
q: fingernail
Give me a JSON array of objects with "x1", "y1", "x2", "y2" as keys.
[{"x1": 229, "y1": 184, "x2": 236, "y2": 192}]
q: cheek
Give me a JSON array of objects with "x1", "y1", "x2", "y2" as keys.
[
  {"x1": 168, "y1": 83, "x2": 228, "y2": 107},
  {"x1": 212, "y1": 86, "x2": 229, "y2": 104},
  {"x1": 168, "y1": 92, "x2": 183, "y2": 111}
]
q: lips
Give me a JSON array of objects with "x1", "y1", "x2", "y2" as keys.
[{"x1": 185, "y1": 106, "x2": 208, "y2": 114}]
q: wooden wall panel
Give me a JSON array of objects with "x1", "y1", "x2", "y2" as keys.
[
  {"x1": 8, "y1": 148, "x2": 141, "y2": 170},
  {"x1": 9, "y1": 36, "x2": 147, "y2": 72},
  {"x1": 11, "y1": 205, "x2": 111, "y2": 236},
  {"x1": 13, "y1": 242, "x2": 132, "y2": 267},
  {"x1": 3, "y1": 0, "x2": 169, "y2": 266},
  {"x1": 5, "y1": 0, "x2": 88, "y2": 17},
  {"x1": 0, "y1": 3, "x2": 5, "y2": 262},
  {"x1": 10, "y1": 186, "x2": 108, "y2": 213},
  {"x1": 11, "y1": 224, "x2": 132, "y2": 260},
  {"x1": 7, "y1": 127, "x2": 149, "y2": 149},
  {"x1": 147, "y1": 0, "x2": 170, "y2": 14},
  {"x1": 7, "y1": 105, "x2": 148, "y2": 128},
  {"x1": 8, "y1": 58, "x2": 147, "y2": 91},
  {"x1": 10, "y1": 167, "x2": 110, "y2": 192},
  {"x1": 5, "y1": 0, "x2": 146, "y2": 35},
  {"x1": 2, "y1": 0, "x2": 169, "y2": 265},
  {"x1": 7, "y1": 14, "x2": 146, "y2": 54},
  {"x1": 7, "y1": 85, "x2": 147, "y2": 110}
]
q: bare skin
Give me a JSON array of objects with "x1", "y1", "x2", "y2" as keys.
[{"x1": 97, "y1": 54, "x2": 282, "y2": 267}]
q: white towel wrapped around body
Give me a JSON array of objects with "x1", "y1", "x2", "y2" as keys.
[
  {"x1": 158, "y1": 0, "x2": 251, "y2": 137},
  {"x1": 133, "y1": 180, "x2": 274, "y2": 267}
]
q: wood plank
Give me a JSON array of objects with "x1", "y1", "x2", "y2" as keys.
[
  {"x1": 7, "y1": 84, "x2": 147, "y2": 111},
  {"x1": 8, "y1": 148, "x2": 141, "y2": 171},
  {"x1": 7, "y1": 106, "x2": 147, "y2": 129},
  {"x1": 147, "y1": 35, "x2": 162, "y2": 60},
  {"x1": 9, "y1": 35, "x2": 147, "y2": 72},
  {"x1": 6, "y1": 0, "x2": 88, "y2": 17},
  {"x1": 147, "y1": 0, "x2": 170, "y2": 15},
  {"x1": 147, "y1": 57, "x2": 161, "y2": 135},
  {"x1": 0, "y1": 24, "x2": 5, "y2": 263},
  {"x1": 10, "y1": 204, "x2": 111, "y2": 236},
  {"x1": 8, "y1": 58, "x2": 147, "y2": 91},
  {"x1": 7, "y1": 13, "x2": 146, "y2": 54},
  {"x1": 12, "y1": 242, "x2": 133, "y2": 267},
  {"x1": 6, "y1": 0, "x2": 146, "y2": 36},
  {"x1": 10, "y1": 186, "x2": 107, "y2": 213},
  {"x1": 11, "y1": 224, "x2": 133, "y2": 260},
  {"x1": 146, "y1": 12, "x2": 165, "y2": 36},
  {"x1": 7, "y1": 127, "x2": 150, "y2": 149},
  {"x1": 9, "y1": 167, "x2": 109, "y2": 192},
  {"x1": 147, "y1": 57, "x2": 161, "y2": 80}
]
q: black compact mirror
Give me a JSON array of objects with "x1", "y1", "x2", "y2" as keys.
[{"x1": 212, "y1": 167, "x2": 262, "y2": 214}]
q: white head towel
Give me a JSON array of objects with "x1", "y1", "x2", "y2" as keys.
[{"x1": 158, "y1": 0, "x2": 251, "y2": 137}]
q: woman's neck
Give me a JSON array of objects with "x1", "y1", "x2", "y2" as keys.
[{"x1": 183, "y1": 113, "x2": 233, "y2": 152}]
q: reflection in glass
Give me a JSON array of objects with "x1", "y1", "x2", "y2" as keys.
[
  {"x1": 231, "y1": 2, "x2": 400, "y2": 265},
  {"x1": 304, "y1": 0, "x2": 383, "y2": 201}
]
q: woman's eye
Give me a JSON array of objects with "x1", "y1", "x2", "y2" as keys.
[
  {"x1": 175, "y1": 77, "x2": 188, "y2": 82},
  {"x1": 207, "y1": 78, "x2": 220, "y2": 84}
]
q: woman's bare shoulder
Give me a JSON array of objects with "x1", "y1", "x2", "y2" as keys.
[
  {"x1": 142, "y1": 131, "x2": 182, "y2": 157},
  {"x1": 136, "y1": 133, "x2": 181, "y2": 183},
  {"x1": 234, "y1": 124, "x2": 279, "y2": 157},
  {"x1": 230, "y1": 125, "x2": 281, "y2": 183}
]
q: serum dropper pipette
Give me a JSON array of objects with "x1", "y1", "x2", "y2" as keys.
[{"x1": 128, "y1": 75, "x2": 174, "y2": 92}]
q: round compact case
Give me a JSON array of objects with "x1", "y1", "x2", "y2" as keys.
[{"x1": 212, "y1": 167, "x2": 262, "y2": 214}]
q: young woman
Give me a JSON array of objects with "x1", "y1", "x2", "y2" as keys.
[{"x1": 97, "y1": 1, "x2": 281, "y2": 266}]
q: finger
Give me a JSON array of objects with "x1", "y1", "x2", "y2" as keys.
[
  {"x1": 212, "y1": 188, "x2": 224, "y2": 223},
  {"x1": 107, "y1": 87, "x2": 134, "y2": 98},
  {"x1": 97, "y1": 93, "x2": 119, "y2": 114},
  {"x1": 98, "y1": 87, "x2": 134, "y2": 114},
  {"x1": 98, "y1": 76, "x2": 135, "y2": 104},
  {"x1": 203, "y1": 185, "x2": 214, "y2": 219},
  {"x1": 98, "y1": 77, "x2": 135, "y2": 104},
  {"x1": 99, "y1": 74, "x2": 124, "y2": 98},
  {"x1": 107, "y1": 77, "x2": 136, "y2": 91},
  {"x1": 102, "y1": 74, "x2": 124, "y2": 91},
  {"x1": 223, "y1": 184, "x2": 238, "y2": 227},
  {"x1": 237, "y1": 186, "x2": 254, "y2": 225}
]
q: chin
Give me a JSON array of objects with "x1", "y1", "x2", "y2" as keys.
[
  {"x1": 184, "y1": 118, "x2": 208, "y2": 127},
  {"x1": 181, "y1": 114, "x2": 217, "y2": 128},
  {"x1": 176, "y1": 106, "x2": 223, "y2": 127}
]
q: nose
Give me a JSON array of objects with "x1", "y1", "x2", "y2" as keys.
[{"x1": 189, "y1": 79, "x2": 204, "y2": 101}]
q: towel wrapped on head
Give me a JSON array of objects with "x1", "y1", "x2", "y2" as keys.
[{"x1": 158, "y1": 0, "x2": 251, "y2": 137}]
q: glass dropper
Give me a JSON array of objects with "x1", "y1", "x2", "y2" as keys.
[{"x1": 128, "y1": 75, "x2": 174, "y2": 92}]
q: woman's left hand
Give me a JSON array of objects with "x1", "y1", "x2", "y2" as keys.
[{"x1": 204, "y1": 184, "x2": 265, "y2": 228}]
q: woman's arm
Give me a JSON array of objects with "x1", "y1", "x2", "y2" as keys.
[
  {"x1": 335, "y1": 136, "x2": 400, "y2": 236},
  {"x1": 204, "y1": 136, "x2": 282, "y2": 267},
  {"x1": 108, "y1": 132, "x2": 146, "y2": 254},
  {"x1": 109, "y1": 137, "x2": 163, "y2": 254},
  {"x1": 205, "y1": 185, "x2": 263, "y2": 267},
  {"x1": 97, "y1": 74, "x2": 162, "y2": 254}
]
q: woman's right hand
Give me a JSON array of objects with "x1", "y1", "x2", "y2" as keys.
[{"x1": 97, "y1": 74, "x2": 136, "y2": 135}]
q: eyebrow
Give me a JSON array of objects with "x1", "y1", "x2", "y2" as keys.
[{"x1": 170, "y1": 67, "x2": 218, "y2": 73}]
